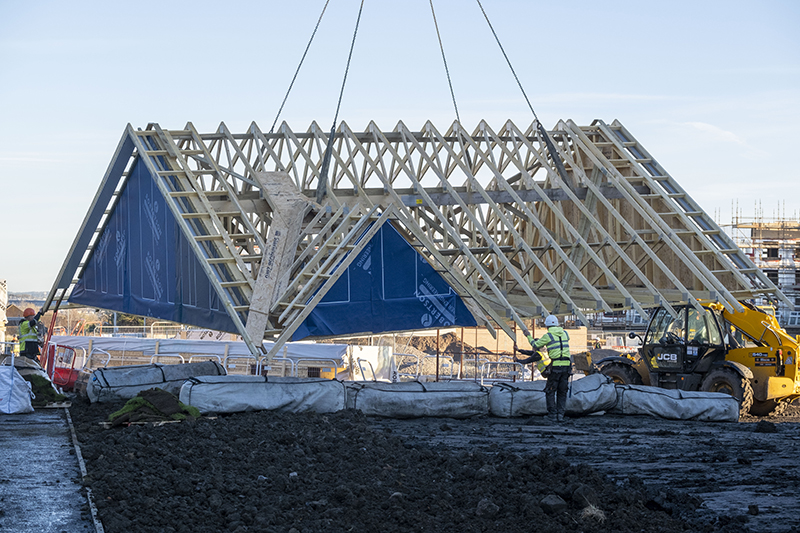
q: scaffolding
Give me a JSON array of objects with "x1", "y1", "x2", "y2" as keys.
[{"x1": 727, "y1": 208, "x2": 800, "y2": 329}]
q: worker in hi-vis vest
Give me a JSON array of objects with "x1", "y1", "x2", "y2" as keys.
[
  {"x1": 18, "y1": 307, "x2": 43, "y2": 363},
  {"x1": 514, "y1": 315, "x2": 572, "y2": 422}
]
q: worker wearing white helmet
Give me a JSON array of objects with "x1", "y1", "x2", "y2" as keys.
[{"x1": 514, "y1": 314, "x2": 572, "y2": 422}]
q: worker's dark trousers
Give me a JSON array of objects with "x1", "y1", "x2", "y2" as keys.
[
  {"x1": 19, "y1": 344, "x2": 40, "y2": 363},
  {"x1": 545, "y1": 369, "x2": 571, "y2": 416}
]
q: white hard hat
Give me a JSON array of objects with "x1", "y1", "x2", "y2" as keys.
[{"x1": 544, "y1": 315, "x2": 559, "y2": 327}]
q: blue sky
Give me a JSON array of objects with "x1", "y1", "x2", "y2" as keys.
[{"x1": 1, "y1": 0, "x2": 798, "y2": 292}]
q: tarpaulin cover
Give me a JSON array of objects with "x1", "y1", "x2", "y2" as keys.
[
  {"x1": 344, "y1": 380, "x2": 488, "y2": 418},
  {"x1": 49, "y1": 336, "x2": 348, "y2": 362},
  {"x1": 69, "y1": 158, "x2": 238, "y2": 333},
  {"x1": 0, "y1": 365, "x2": 34, "y2": 414},
  {"x1": 611, "y1": 384, "x2": 739, "y2": 422},
  {"x1": 488, "y1": 374, "x2": 617, "y2": 417},
  {"x1": 86, "y1": 361, "x2": 226, "y2": 403},
  {"x1": 292, "y1": 223, "x2": 477, "y2": 340},
  {"x1": 179, "y1": 375, "x2": 347, "y2": 414}
]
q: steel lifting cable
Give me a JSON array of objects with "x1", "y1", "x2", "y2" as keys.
[
  {"x1": 429, "y1": 0, "x2": 460, "y2": 124},
  {"x1": 316, "y1": 0, "x2": 366, "y2": 203},
  {"x1": 429, "y1": 0, "x2": 476, "y2": 172},
  {"x1": 475, "y1": 0, "x2": 571, "y2": 185},
  {"x1": 270, "y1": 0, "x2": 332, "y2": 133},
  {"x1": 475, "y1": 0, "x2": 538, "y2": 121}
]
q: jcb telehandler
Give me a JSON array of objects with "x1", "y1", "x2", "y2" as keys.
[{"x1": 585, "y1": 301, "x2": 800, "y2": 417}]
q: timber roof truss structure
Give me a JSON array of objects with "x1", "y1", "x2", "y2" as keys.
[{"x1": 48, "y1": 118, "x2": 789, "y2": 357}]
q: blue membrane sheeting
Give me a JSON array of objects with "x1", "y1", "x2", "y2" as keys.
[
  {"x1": 293, "y1": 222, "x2": 478, "y2": 340},
  {"x1": 69, "y1": 158, "x2": 237, "y2": 334}
]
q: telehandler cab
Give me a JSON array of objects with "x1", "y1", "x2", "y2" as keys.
[{"x1": 586, "y1": 301, "x2": 800, "y2": 417}]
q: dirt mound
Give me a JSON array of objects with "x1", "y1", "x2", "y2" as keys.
[
  {"x1": 403, "y1": 332, "x2": 496, "y2": 360},
  {"x1": 327, "y1": 332, "x2": 513, "y2": 362},
  {"x1": 69, "y1": 399, "x2": 755, "y2": 533}
]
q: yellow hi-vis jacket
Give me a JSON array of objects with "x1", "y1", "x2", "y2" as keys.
[
  {"x1": 19, "y1": 319, "x2": 39, "y2": 353},
  {"x1": 533, "y1": 326, "x2": 571, "y2": 370}
]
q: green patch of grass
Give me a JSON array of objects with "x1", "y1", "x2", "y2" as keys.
[{"x1": 24, "y1": 374, "x2": 68, "y2": 406}]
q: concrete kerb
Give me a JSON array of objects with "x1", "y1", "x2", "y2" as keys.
[{"x1": 65, "y1": 408, "x2": 105, "y2": 533}]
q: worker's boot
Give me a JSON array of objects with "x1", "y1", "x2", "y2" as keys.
[
  {"x1": 545, "y1": 412, "x2": 557, "y2": 423},
  {"x1": 556, "y1": 413, "x2": 565, "y2": 422}
]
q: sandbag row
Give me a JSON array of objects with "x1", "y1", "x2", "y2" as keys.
[
  {"x1": 180, "y1": 375, "x2": 347, "y2": 414},
  {"x1": 87, "y1": 361, "x2": 225, "y2": 403},
  {"x1": 346, "y1": 381, "x2": 488, "y2": 419},
  {"x1": 178, "y1": 374, "x2": 739, "y2": 422},
  {"x1": 489, "y1": 373, "x2": 616, "y2": 417},
  {"x1": 177, "y1": 375, "x2": 616, "y2": 419},
  {"x1": 85, "y1": 363, "x2": 741, "y2": 422},
  {"x1": 611, "y1": 384, "x2": 740, "y2": 422}
]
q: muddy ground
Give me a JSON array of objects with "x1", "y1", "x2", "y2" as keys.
[{"x1": 69, "y1": 397, "x2": 800, "y2": 533}]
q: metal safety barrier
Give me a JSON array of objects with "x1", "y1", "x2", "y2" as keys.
[
  {"x1": 262, "y1": 356, "x2": 295, "y2": 377},
  {"x1": 394, "y1": 352, "x2": 420, "y2": 381},
  {"x1": 149, "y1": 354, "x2": 186, "y2": 364},
  {"x1": 421, "y1": 355, "x2": 455, "y2": 380},
  {"x1": 355, "y1": 358, "x2": 376, "y2": 381},
  {"x1": 480, "y1": 361, "x2": 523, "y2": 385},
  {"x1": 0, "y1": 341, "x2": 16, "y2": 356},
  {"x1": 187, "y1": 354, "x2": 223, "y2": 364},
  {"x1": 223, "y1": 354, "x2": 260, "y2": 375},
  {"x1": 89, "y1": 348, "x2": 113, "y2": 368}
]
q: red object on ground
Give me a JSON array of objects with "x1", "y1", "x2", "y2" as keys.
[
  {"x1": 52, "y1": 367, "x2": 80, "y2": 391},
  {"x1": 46, "y1": 344, "x2": 80, "y2": 391}
]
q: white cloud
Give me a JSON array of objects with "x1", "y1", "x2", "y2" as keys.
[
  {"x1": 683, "y1": 122, "x2": 748, "y2": 146},
  {"x1": 675, "y1": 121, "x2": 770, "y2": 160}
]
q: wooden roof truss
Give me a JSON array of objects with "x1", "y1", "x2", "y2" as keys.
[{"x1": 50, "y1": 118, "x2": 788, "y2": 358}]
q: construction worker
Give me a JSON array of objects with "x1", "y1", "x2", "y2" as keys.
[
  {"x1": 514, "y1": 315, "x2": 572, "y2": 422},
  {"x1": 18, "y1": 308, "x2": 43, "y2": 364}
]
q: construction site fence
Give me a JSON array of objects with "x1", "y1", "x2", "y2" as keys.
[
  {"x1": 53, "y1": 345, "x2": 537, "y2": 383},
  {"x1": 49, "y1": 343, "x2": 602, "y2": 381},
  {"x1": 394, "y1": 352, "x2": 535, "y2": 383},
  {"x1": 40, "y1": 327, "x2": 618, "y2": 385},
  {"x1": 1, "y1": 341, "x2": 17, "y2": 356},
  {"x1": 59, "y1": 345, "x2": 342, "y2": 380}
]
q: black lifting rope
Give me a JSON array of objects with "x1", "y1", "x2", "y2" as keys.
[
  {"x1": 270, "y1": 0, "x2": 332, "y2": 134},
  {"x1": 316, "y1": 0, "x2": 366, "y2": 204},
  {"x1": 475, "y1": 0, "x2": 572, "y2": 186}
]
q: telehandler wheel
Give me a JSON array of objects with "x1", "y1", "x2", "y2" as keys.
[
  {"x1": 749, "y1": 399, "x2": 788, "y2": 417},
  {"x1": 599, "y1": 363, "x2": 643, "y2": 385},
  {"x1": 700, "y1": 367, "x2": 754, "y2": 416}
]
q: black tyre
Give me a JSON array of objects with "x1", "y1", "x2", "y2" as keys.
[
  {"x1": 700, "y1": 367, "x2": 754, "y2": 416},
  {"x1": 749, "y1": 399, "x2": 789, "y2": 417},
  {"x1": 600, "y1": 362, "x2": 644, "y2": 385}
]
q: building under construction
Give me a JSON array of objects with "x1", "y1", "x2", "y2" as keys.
[{"x1": 727, "y1": 213, "x2": 800, "y2": 332}]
